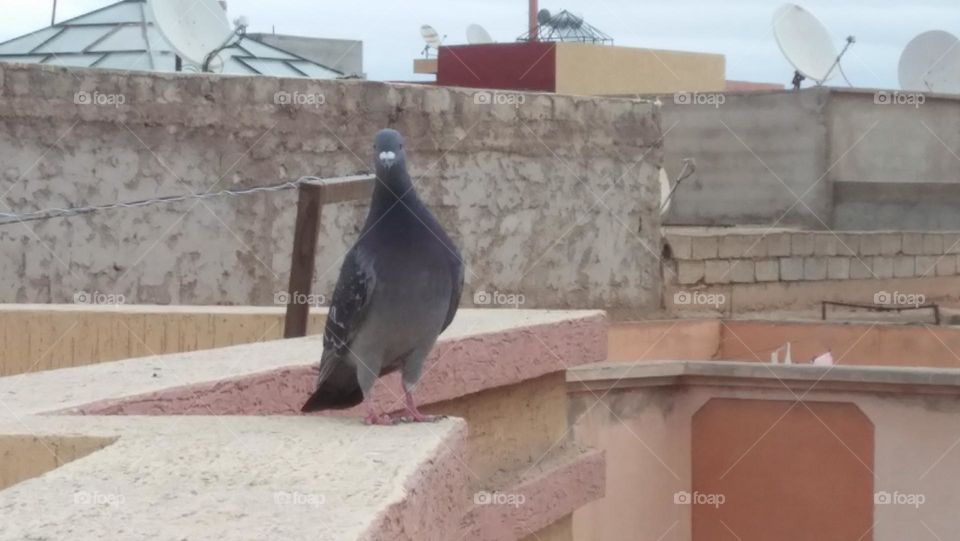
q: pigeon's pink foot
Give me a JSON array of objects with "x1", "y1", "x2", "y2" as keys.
[
  {"x1": 397, "y1": 390, "x2": 445, "y2": 423},
  {"x1": 363, "y1": 409, "x2": 395, "y2": 426}
]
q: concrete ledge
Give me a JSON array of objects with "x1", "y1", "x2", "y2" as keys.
[
  {"x1": 568, "y1": 360, "x2": 960, "y2": 396},
  {"x1": 0, "y1": 417, "x2": 470, "y2": 541}
]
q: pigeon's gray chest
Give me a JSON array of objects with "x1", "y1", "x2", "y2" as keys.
[{"x1": 357, "y1": 234, "x2": 453, "y2": 367}]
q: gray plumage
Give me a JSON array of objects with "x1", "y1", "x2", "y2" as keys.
[{"x1": 301, "y1": 129, "x2": 464, "y2": 416}]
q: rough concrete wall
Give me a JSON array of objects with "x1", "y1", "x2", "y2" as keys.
[
  {"x1": 659, "y1": 88, "x2": 830, "y2": 229},
  {"x1": 827, "y1": 90, "x2": 960, "y2": 185},
  {"x1": 660, "y1": 88, "x2": 960, "y2": 230},
  {"x1": 828, "y1": 90, "x2": 960, "y2": 230},
  {"x1": 0, "y1": 63, "x2": 662, "y2": 309}
]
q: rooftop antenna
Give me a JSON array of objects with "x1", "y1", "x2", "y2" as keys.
[
  {"x1": 529, "y1": 0, "x2": 539, "y2": 41},
  {"x1": 51, "y1": 0, "x2": 58, "y2": 26},
  {"x1": 772, "y1": 3, "x2": 855, "y2": 90},
  {"x1": 148, "y1": 0, "x2": 235, "y2": 73},
  {"x1": 466, "y1": 23, "x2": 494, "y2": 44},
  {"x1": 898, "y1": 30, "x2": 960, "y2": 94},
  {"x1": 420, "y1": 24, "x2": 444, "y2": 58}
]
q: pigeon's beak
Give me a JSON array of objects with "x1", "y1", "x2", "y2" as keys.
[{"x1": 378, "y1": 150, "x2": 397, "y2": 170}]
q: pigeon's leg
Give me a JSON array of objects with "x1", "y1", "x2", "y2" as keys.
[
  {"x1": 397, "y1": 349, "x2": 444, "y2": 423},
  {"x1": 401, "y1": 388, "x2": 441, "y2": 423},
  {"x1": 356, "y1": 351, "x2": 393, "y2": 425}
]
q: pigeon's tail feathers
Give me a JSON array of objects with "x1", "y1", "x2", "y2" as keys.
[{"x1": 301, "y1": 359, "x2": 364, "y2": 412}]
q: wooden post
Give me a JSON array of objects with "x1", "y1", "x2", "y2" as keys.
[
  {"x1": 284, "y1": 183, "x2": 324, "y2": 338},
  {"x1": 283, "y1": 174, "x2": 375, "y2": 338}
]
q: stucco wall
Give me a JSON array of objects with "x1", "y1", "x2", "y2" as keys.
[{"x1": 0, "y1": 62, "x2": 662, "y2": 309}]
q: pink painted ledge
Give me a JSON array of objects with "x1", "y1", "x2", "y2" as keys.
[
  {"x1": 458, "y1": 448, "x2": 606, "y2": 540},
  {"x1": 63, "y1": 312, "x2": 607, "y2": 417},
  {"x1": 361, "y1": 422, "x2": 472, "y2": 541}
]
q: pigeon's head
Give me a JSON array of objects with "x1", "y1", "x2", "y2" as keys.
[{"x1": 373, "y1": 129, "x2": 405, "y2": 172}]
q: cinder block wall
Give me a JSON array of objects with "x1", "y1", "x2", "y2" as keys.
[
  {"x1": 663, "y1": 230, "x2": 960, "y2": 312},
  {"x1": 0, "y1": 62, "x2": 662, "y2": 310}
]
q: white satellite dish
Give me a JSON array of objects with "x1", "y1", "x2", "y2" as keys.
[
  {"x1": 421, "y1": 24, "x2": 442, "y2": 49},
  {"x1": 772, "y1": 3, "x2": 849, "y2": 87},
  {"x1": 467, "y1": 23, "x2": 494, "y2": 44},
  {"x1": 149, "y1": 0, "x2": 233, "y2": 68},
  {"x1": 898, "y1": 30, "x2": 960, "y2": 94}
]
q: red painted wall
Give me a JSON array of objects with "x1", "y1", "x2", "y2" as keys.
[{"x1": 437, "y1": 42, "x2": 556, "y2": 92}]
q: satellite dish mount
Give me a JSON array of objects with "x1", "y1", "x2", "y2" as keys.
[
  {"x1": 202, "y1": 17, "x2": 249, "y2": 72},
  {"x1": 420, "y1": 24, "x2": 444, "y2": 58},
  {"x1": 149, "y1": 0, "x2": 235, "y2": 73}
]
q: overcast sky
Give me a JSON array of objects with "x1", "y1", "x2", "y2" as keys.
[{"x1": 2, "y1": 0, "x2": 958, "y2": 88}]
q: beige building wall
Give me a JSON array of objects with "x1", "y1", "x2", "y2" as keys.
[
  {"x1": 0, "y1": 305, "x2": 326, "y2": 376},
  {"x1": 555, "y1": 43, "x2": 725, "y2": 96}
]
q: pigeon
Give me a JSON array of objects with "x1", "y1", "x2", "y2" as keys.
[{"x1": 301, "y1": 129, "x2": 464, "y2": 424}]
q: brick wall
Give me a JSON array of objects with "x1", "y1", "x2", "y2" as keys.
[{"x1": 666, "y1": 231, "x2": 960, "y2": 286}]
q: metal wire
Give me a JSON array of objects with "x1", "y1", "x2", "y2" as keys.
[{"x1": 0, "y1": 177, "x2": 320, "y2": 227}]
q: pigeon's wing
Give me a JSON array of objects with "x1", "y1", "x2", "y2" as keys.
[
  {"x1": 316, "y1": 245, "x2": 377, "y2": 383},
  {"x1": 440, "y1": 255, "x2": 464, "y2": 333}
]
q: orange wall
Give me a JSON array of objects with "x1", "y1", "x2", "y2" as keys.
[
  {"x1": 608, "y1": 320, "x2": 719, "y2": 361},
  {"x1": 692, "y1": 399, "x2": 873, "y2": 540},
  {"x1": 610, "y1": 319, "x2": 960, "y2": 369},
  {"x1": 719, "y1": 321, "x2": 960, "y2": 368}
]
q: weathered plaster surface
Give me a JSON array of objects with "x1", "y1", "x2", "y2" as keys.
[{"x1": 0, "y1": 62, "x2": 662, "y2": 309}]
